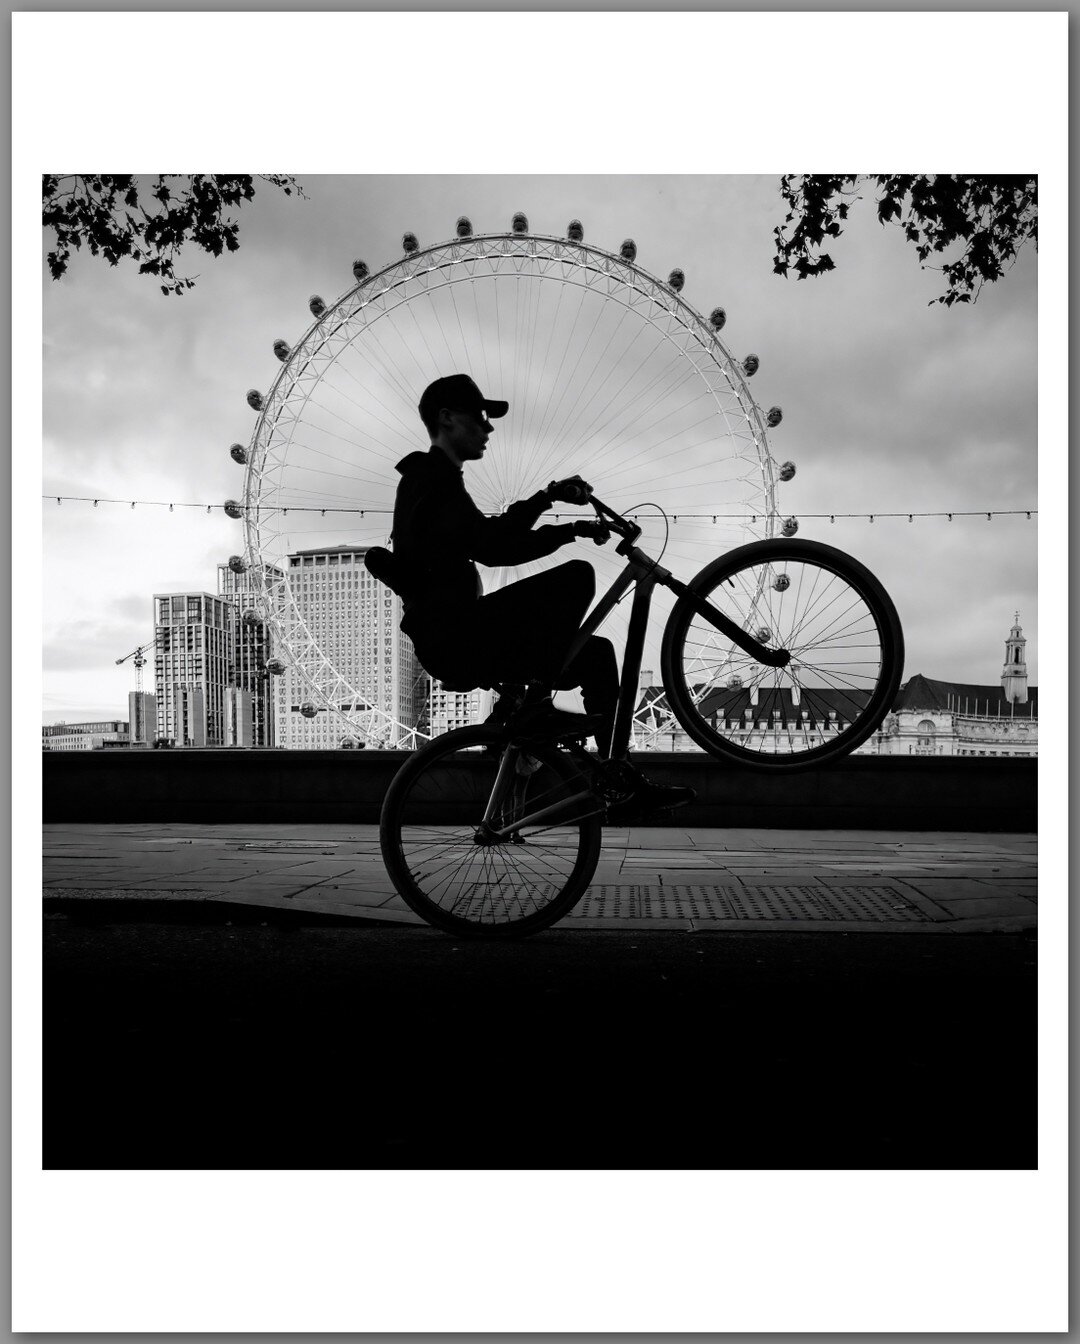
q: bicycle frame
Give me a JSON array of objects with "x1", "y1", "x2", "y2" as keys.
[
  {"x1": 558, "y1": 496, "x2": 789, "y2": 761},
  {"x1": 477, "y1": 496, "x2": 788, "y2": 840}
]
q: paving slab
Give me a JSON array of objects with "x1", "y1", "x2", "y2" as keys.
[{"x1": 42, "y1": 823, "x2": 1036, "y2": 934}]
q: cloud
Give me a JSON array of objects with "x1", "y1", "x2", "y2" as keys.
[{"x1": 39, "y1": 173, "x2": 1039, "y2": 720}]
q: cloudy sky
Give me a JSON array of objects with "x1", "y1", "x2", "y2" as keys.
[{"x1": 41, "y1": 172, "x2": 1038, "y2": 723}]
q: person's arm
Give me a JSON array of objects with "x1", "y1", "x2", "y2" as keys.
[{"x1": 426, "y1": 481, "x2": 578, "y2": 566}]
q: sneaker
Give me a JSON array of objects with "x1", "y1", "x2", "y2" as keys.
[
  {"x1": 483, "y1": 684, "x2": 528, "y2": 729},
  {"x1": 596, "y1": 760, "x2": 696, "y2": 823}
]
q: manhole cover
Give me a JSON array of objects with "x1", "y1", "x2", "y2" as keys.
[{"x1": 569, "y1": 884, "x2": 931, "y2": 922}]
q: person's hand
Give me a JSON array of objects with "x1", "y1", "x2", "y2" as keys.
[
  {"x1": 573, "y1": 519, "x2": 610, "y2": 545},
  {"x1": 547, "y1": 475, "x2": 593, "y2": 505}
]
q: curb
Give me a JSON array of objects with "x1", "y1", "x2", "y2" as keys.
[{"x1": 43, "y1": 891, "x2": 1036, "y2": 935}]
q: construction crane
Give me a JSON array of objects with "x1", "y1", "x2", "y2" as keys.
[{"x1": 116, "y1": 640, "x2": 157, "y2": 695}]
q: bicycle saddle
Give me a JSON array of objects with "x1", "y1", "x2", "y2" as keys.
[{"x1": 363, "y1": 546, "x2": 403, "y2": 596}]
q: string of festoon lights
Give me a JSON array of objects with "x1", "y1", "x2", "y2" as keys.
[{"x1": 43, "y1": 496, "x2": 1037, "y2": 524}]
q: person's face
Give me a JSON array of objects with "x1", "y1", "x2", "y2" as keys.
[{"x1": 442, "y1": 405, "x2": 492, "y2": 460}]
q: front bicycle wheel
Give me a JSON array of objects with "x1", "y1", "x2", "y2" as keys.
[
  {"x1": 660, "y1": 539, "x2": 904, "y2": 769},
  {"x1": 380, "y1": 725, "x2": 602, "y2": 938}
]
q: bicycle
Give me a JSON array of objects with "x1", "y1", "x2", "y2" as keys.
[{"x1": 379, "y1": 496, "x2": 904, "y2": 938}]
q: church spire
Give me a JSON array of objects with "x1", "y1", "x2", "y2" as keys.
[{"x1": 1001, "y1": 612, "x2": 1029, "y2": 704}]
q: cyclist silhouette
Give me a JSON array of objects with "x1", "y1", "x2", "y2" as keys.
[{"x1": 380, "y1": 373, "x2": 693, "y2": 816}]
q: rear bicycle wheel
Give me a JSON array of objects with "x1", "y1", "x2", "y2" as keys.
[
  {"x1": 660, "y1": 539, "x2": 904, "y2": 769},
  {"x1": 380, "y1": 725, "x2": 602, "y2": 938}
]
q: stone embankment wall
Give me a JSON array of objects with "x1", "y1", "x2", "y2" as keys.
[{"x1": 43, "y1": 751, "x2": 1036, "y2": 831}]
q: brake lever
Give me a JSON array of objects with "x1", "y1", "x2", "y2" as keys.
[{"x1": 591, "y1": 495, "x2": 642, "y2": 544}]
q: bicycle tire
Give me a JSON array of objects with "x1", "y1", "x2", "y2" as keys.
[
  {"x1": 660, "y1": 538, "x2": 904, "y2": 770},
  {"x1": 380, "y1": 725, "x2": 602, "y2": 938}
]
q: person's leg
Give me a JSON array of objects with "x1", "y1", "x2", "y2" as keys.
[
  {"x1": 553, "y1": 635, "x2": 619, "y2": 757},
  {"x1": 474, "y1": 560, "x2": 596, "y2": 686}
]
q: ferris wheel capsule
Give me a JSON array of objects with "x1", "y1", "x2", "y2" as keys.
[
  {"x1": 273, "y1": 339, "x2": 290, "y2": 362},
  {"x1": 742, "y1": 354, "x2": 760, "y2": 377},
  {"x1": 567, "y1": 219, "x2": 584, "y2": 242},
  {"x1": 309, "y1": 295, "x2": 326, "y2": 318},
  {"x1": 228, "y1": 555, "x2": 248, "y2": 573},
  {"x1": 620, "y1": 239, "x2": 637, "y2": 263},
  {"x1": 300, "y1": 702, "x2": 318, "y2": 719},
  {"x1": 266, "y1": 658, "x2": 286, "y2": 676},
  {"x1": 455, "y1": 217, "x2": 473, "y2": 238},
  {"x1": 352, "y1": 259, "x2": 370, "y2": 282},
  {"x1": 778, "y1": 461, "x2": 797, "y2": 482},
  {"x1": 246, "y1": 389, "x2": 264, "y2": 411},
  {"x1": 224, "y1": 499, "x2": 244, "y2": 519},
  {"x1": 242, "y1": 608, "x2": 261, "y2": 626},
  {"x1": 772, "y1": 573, "x2": 791, "y2": 592},
  {"x1": 511, "y1": 212, "x2": 529, "y2": 234},
  {"x1": 709, "y1": 307, "x2": 727, "y2": 331},
  {"x1": 767, "y1": 406, "x2": 783, "y2": 428},
  {"x1": 229, "y1": 443, "x2": 248, "y2": 464},
  {"x1": 781, "y1": 517, "x2": 799, "y2": 537},
  {"x1": 755, "y1": 627, "x2": 772, "y2": 645},
  {"x1": 668, "y1": 269, "x2": 685, "y2": 293},
  {"x1": 402, "y1": 232, "x2": 419, "y2": 253}
]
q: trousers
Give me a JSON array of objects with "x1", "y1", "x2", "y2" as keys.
[{"x1": 408, "y1": 560, "x2": 620, "y2": 755}]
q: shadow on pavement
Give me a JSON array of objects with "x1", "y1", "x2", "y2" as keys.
[{"x1": 43, "y1": 919, "x2": 1036, "y2": 1170}]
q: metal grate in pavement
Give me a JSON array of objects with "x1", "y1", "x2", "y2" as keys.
[{"x1": 568, "y1": 883, "x2": 933, "y2": 923}]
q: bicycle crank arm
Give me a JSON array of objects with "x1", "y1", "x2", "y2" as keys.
[{"x1": 667, "y1": 577, "x2": 792, "y2": 667}]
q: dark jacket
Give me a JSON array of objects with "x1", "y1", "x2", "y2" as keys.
[{"x1": 392, "y1": 448, "x2": 576, "y2": 632}]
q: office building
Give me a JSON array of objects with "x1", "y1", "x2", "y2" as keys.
[
  {"x1": 226, "y1": 686, "x2": 255, "y2": 747},
  {"x1": 128, "y1": 691, "x2": 156, "y2": 745},
  {"x1": 427, "y1": 679, "x2": 488, "y2": 736},
  {"x1": 152, "y1": 593, "x2": 233, "y2": 746},
  {"x1": 273, "y1": 545, "x2": 426, "y2": 748},
  {"x1": 217, "y1": 562, "x2": 281, "y2": 747},
  {"x1": 42, "y1": 720, "x2": 129, "y2": 751}
]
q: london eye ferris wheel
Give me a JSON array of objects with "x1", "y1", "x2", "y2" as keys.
[{"x1": 226, "y1": 215, "x2": 795, "y2": 747}]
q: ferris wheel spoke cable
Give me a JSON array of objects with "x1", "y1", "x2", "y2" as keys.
[
  {"x1": 344, "y1": 313, "x2": 428, "y2": 418},
  {"x1": 515, "y1": 282, "x2": 592, "y2": 470},
  {"x1": 526, "y1": 344, "x2": 687, "y2": 494},
  {"x1": 420, "y1": 280, "x2": 466, "y2": 376},
  {"x1": 551, "y1": 329, "x2": 697, "y2": 473},
  {"x1": 516, "y1": 273, "x2": 549, "y2": 452},
  {"x1": 580, "y1": 361, "x2": 718, "y2": 470},
  {"x1": 529, "y1": 297, "x2": 623, "y2": 465},
  {"x1": 333, "y1": 332, "x2": 426, "y2": 440},
  {"x1": 514, "y1": 279, "x2": 583, "y2": 469},
  {"x1": 320, "y1": 357, "x2": 420, "y2": 451},
  {"x1": 281, "y1": 443, "x2": 396, "y2": 494},
  {"x1": 592, "y1": 413, "x2": 742, "y2": 493},
  {"x1": 538, "y1": 301, "x2": 649, "y2": 460},
  {"x1": 285, "y1": 393, "x2": 386, "y2": 458}
]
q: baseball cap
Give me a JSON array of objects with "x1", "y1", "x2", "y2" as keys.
[{"x1": 418, "y1": 374, "x2": 509, "y2": 431}]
